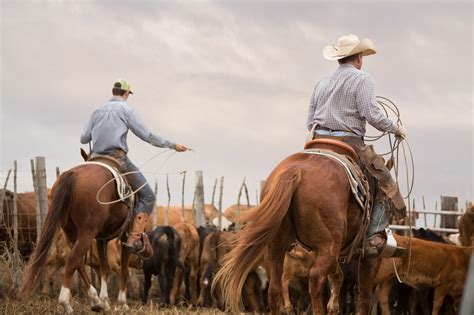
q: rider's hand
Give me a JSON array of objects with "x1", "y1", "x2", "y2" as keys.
[
  {"x1": 394, "y1": 125, "x2": 407, "y2": 140},
  {"x1": 174, "y1": 144, "x2": 189, "y2": 152}
]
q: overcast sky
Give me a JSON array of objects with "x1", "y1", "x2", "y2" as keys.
[{"x1": 1, "y1": 1, "x2": 472, "y2": 218}]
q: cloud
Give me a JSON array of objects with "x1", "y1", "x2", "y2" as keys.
[{"x1": 1, "y1": 1, "x2": 472, "y2": 209}]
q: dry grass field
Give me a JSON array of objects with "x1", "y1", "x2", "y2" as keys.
[{"x1": 0, "y1": 245, "x2": 225, "y2": 314}]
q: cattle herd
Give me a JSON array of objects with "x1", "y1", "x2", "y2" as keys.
[{"x1": 0, "y1": 189, "x2": 473, "y2": 314}]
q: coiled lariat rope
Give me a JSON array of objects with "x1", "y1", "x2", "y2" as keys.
[
  {"x1": 95, "y1": 148, "x2": 194, "y2": 205},
  {"x1": 368, "y1": 96, "x2": 414, "y2": 284}
]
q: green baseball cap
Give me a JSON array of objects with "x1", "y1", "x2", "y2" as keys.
[{"x1": 113, "y1": 79, "x2": 133, "y2": 94}]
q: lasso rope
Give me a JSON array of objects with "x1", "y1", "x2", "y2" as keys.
[
  {"x1": 95, "y1": 148, "x2": 194, "y2": 205},
  {"x1": 368, "y1": 96, "x2": 414, "y2": 283}
]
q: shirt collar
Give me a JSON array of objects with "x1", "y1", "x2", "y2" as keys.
[
  {"x1": 338, "y1": 63, "x2": 357, "y2": 70},
  {"x1": 111, "y1": 96, "x2": 127, "y2": 102}
]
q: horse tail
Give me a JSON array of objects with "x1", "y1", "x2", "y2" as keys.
[
  {"x1": 212, "y1": 167, "x2": 302, "y2": 311},
  {"x1": 19, "y1": 170, "x2": 75, "y2": 299}
]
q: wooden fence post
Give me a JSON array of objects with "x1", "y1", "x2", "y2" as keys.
[
  {"x1": 440, "y1": 195, "x2": 458, "y2": 229},
  {"x1": 35, "y1": 157, "x2": 48, "y2": 229},
  {"x1": 218, "y1": 177, "x2": 224, "y2": 230},
  {"x1": 154, "y1": 178, "x2": 158, "y2": 226},
  {"x1": 210, "y1": 178, "x2": 218, "y2": 224},
  {"x1": 194, "y1": 171, "x2": 205, "y2": 227},
  {"x1": 56, "y1": 167, "x2": 60, "y2": 178},
  {"x1": 30, "y1": 159, "x2": 42, "y2": 237},
  {"x1": 236, "y1": 178, "x2": 247, "y2": 230},
  {"x1": 181, "y1": 171, "x2": 186, "y2": 223},
  {"x1": 165, "y1": 174, "x2": 170, "y2": 226},
  {"x1": 13, "y1": 160, "x2": 19, "y2": 288},
  {"x1": 0, "y1": 169, "x2": 12, "y2": 226}
]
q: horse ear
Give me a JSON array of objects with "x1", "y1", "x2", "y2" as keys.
[{"x1": 80, "y1": 148, "x2": 89, "y2": 162}]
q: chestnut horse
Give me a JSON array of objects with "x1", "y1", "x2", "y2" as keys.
[
  {"x1": 213, "y1": 148, "x2": 379, "y2": 314},
  {"x1": 19, "y1": 164, "x2": 133, "y2": 312}
]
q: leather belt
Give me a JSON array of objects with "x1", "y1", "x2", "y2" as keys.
[{"x1": 314, "y1": 125, "x2": 359, "y2": 138}]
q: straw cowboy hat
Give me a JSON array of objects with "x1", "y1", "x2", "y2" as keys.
[{"x1": 323, "y1": 34, "x2": 377, "y2": 60}]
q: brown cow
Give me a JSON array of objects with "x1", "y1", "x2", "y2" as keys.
[
  {"x1": 169, "y1": 222, "x2": 200, "y2": 305},
  {"x1": 374, "y1": 234, "x2": 473, "y2": 315},
  {"x1": 281, "y1": 244, "x2": 315, "y2": 312},
  {"x1": 42, "y1": 228, "x2": 142, "y2": 302},
  {"x1": 0, "y1": 189, "x2": 51, "y2": 258},
  {"x1": 150, "y1": 204, "x2": 218, "y2": 227},
  {"x1": 197, "y1": 230, "x2": 264, "y2": 311},
  {"x1": 459, "y1": 205, "x2": 474, "y2": 246},
  {"x1": 223, "y1": 204, "x2": 254, "y2": 223}
]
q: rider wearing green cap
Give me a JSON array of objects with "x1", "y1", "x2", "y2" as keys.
[{"x1": 80, "y1": 79, "x2": 188, "y2": 258}]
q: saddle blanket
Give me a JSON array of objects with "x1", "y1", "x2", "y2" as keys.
[{"x1": 301, "y1": 148, "x2": 369, "y2": 211}]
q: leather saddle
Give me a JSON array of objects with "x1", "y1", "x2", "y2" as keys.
[{"x1": 304, "y1": 138, "x2": 358, "y2": 161}]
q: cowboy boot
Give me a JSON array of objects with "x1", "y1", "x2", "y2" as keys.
[
  {"x1": 124, "y1": 213, "x2": 153, "y2": 259},
  {"x1": 365, "y1": 200, "x2": 405, "y2": 258}
]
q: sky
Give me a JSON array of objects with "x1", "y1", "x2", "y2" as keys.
[{"x1": 1, "y1": 1, "x2": 472, "y2": 225}]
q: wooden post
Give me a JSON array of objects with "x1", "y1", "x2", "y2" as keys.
[
  {"x1": 256, "y1": 189, "x2": 259, "y2": 205},
  {"x1": 13, "y1": 160, "x2": 19, "y2": 288},
  {"x1": 194, "y1": 171, "x2": 205, "y2": 227},
  {"x1": 210, "y1": 178, "x2": 218, "y2": 224},
  {"x1": 440, "y1": 196, "x2": 458, "y2": 229},
  {"x1": 422, "y1": 195, "x2": 427, "y2": 228},
  {"x1": 244, "y1": 182, "x2": 250, "y2": 207},
  {"x1": 30, "y1": 159, "x2": 42, "y2": 237},
  {"x1": 218, "y1": 177, "x2": 224, "y2": 230},
  {"x1": 181, "y1": 171, "x2": 186, "y2": 223},
  {"x1": 56, "y1": 167, "x2": 60, "y2": 178},
  {"x1": 0, "y1": 169, "x2": 12, "y2": 226},
  {"x1": 260, "y1": 180, "x2": 266, "y2": 201},
  {"x1": 236, "y1": 178, "x2": 247, "y2": 230},
  {"x1": 165, "y1": 174, "x2": 170, "y2": 226},
  {"x1": 153, "y1": 178, "x2": 158, "y2": 226},
  {"x1": 35, "y1": 157, "x2": 48, "y2": 228}
]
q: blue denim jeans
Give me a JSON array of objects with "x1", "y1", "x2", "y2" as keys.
[{"x1": 117, "y1": 156, "x2": 156, "y2": 215}]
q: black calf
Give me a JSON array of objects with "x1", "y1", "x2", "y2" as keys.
[{"x1": 142, "y1": 226, "x2": 182, "y2": 304}]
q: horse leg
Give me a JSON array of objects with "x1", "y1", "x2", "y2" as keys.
[
  {"x1": 94, "y1": 240, "x2": 111, "y2": 311},
  {"x1": 76, "y1": 260, "x2": 104, "y2": 310},
  {"x1": 355, "y1": 257, "x2": 379, "y2": 315},
  {"x1": 308, "y1": 249, "x2": 339, "y2": 315},
  {"x1": 59, "y1": 235, "x2": 95, "y2": 313},
  {"x1": 117, "y1": 244, "x2": 130, "y2": 310},
  {"x1": 267, "y1": 219, "x2": 294, "y2": 315},
  {"x1": 327, "y1": 262, "x2": 343, "y2": 314},
  {"x1": 169, "y1": 259, "x2": 184, "y2": 305}
]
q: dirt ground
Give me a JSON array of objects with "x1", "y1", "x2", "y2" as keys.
[
  {"x1": 0, "y1": 297, "x2": 225, "y2": 314},
  {"x1": 0, "y1": 247, "x2": 225, "y2": 314}
]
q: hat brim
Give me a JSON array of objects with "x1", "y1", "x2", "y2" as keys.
[{"x1": 323, "y1": 38, "x2": 376, "y2": 61}]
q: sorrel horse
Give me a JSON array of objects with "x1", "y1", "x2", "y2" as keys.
[
  {"x1": 213, "y1": 145, "x2": 379, "y2": 314},
  {"x1": 19, "y1": 164, "x2": 133, "y2": 312}
]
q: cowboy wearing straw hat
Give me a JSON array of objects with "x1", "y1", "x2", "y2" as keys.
[
  {"x1": 81, "y1": 79, "x2": 189, "y2": 258},
  {"x1": 307, "y1": 35, "x2": 407, "y2": 257}
]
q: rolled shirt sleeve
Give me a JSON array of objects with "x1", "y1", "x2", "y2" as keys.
[
  {"x1": 126, "y1": 107, "x2": 176, "y2": 149},
  {"x1": 356, "y1": 76, "x2": 397, "y2": 133}
]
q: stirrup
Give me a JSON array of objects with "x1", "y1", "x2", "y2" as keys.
[{"x1": 380, "y1": 228, "x2": 405, "y2": 258}]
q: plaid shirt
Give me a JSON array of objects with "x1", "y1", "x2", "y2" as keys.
[{"x1": 307, "y1": 64, "x2": 397, "y2": 137}]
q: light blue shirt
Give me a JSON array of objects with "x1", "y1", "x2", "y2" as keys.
[
  {"x1": 80, "y1": 96, "x2": 176, "y2": 154},
  {"x1": 307, "y1": 64, "x2": 397, "y2": 137}
]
